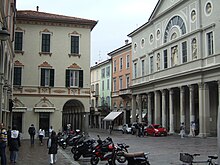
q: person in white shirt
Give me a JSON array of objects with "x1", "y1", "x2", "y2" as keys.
[
  {"x1": 38, "y1": 128, "x2": 45, "y2": 145},
  {"x1": 49, "y1": 126, "x2": 53, "y2": 137}
]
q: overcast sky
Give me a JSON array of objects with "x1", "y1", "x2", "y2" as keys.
[{"x1": 16, "y1": 0, "x2": 158, "y2": 66}]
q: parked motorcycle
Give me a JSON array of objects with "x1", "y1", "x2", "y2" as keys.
[
  {"x1": 115, "y1": 143, "x2": 129, "y2": 163},
  {"x1": 73, "y1": 137, "x2": 97, "y2": 160},
  {"x1": 90, "y1": 135, "x2": 114, "y2": 165}
]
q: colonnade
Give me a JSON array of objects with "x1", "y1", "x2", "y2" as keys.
[{"x1": 131, "y1": 81, "x2": 220, "y2": 137}]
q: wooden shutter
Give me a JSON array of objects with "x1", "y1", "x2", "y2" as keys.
[
  {"x1": 65, "y1": 70, "x2": 70, "y2": 87},
  {"x1": 50, "y1": 69, "x2": 54, "y2": 87},
  {"x1": 79, "y1": 70, "x2": 83, "y2": 88},
  {"x1": 41, "y1": 68, "x2": 45, "y2": 86}
]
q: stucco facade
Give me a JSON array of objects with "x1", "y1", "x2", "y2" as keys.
[
  {"x1": 13, "y1": 10, "x2": 97, "y2": 138},
  {"x1": 128, "y1": 0, "x2": 220, "y2": 137}
]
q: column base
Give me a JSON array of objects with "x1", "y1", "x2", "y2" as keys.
[{"x1": 197, "y1": 133, "x2": 209, "y2": 138}]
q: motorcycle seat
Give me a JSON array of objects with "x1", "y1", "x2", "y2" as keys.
[{"x1": 124, "y1": 152, "x2": 145, "y2": 158}]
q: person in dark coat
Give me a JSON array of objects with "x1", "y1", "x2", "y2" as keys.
[
  {"x1": 9, "y1": 125, "x2": 21, "y2": 164},
  {"x1": 28, "y1": 124, "x2": 36, "y2": 145},
  {"x1": 47, "y1": 131, "x2": 58, "y2": 165}
]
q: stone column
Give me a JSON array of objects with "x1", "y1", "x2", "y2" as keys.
[
  {"x1": 189, "y1": 85, "x2": 195, "y2": 136},
  {"x1": 147, "y1": 93, "x2": 152, "y2": 125},
  {"x1": 198, "y1": 82, "x2": 210, "y2": 137},
  {"x1": 131, "y1": 95, "x2": 136, "y2": 123},
  {"x1": 154, "y1": 91, "x2": 160, "y2": 124},
  {"x1": 137, "y1": 94, "x2": 142, "y2": 123},
  {"x1": 180, "y1": 86, "x2": 185, "y2": 124},
  {"x1": 3, "y1": 84, "x2": 8, "y2": 124},
  {"x1": 169, "y1": 89, "x2": 174, "y2": 134},
  {"x1": 0, "y1": 78, "x2": 3, "y2": 122},
  {"x1": 217, "y1": 80, "x2": 220, "y2": 165},
  {"x1": 161, "y1": 89, "x2": 166, "y2": 128}
]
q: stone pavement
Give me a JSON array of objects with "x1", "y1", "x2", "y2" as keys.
[{"x1": 5, "y1": 139, "x2": 78, "y2": 165}]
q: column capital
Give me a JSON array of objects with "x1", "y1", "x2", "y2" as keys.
[
  {"x1": 169, "y1": 88, "x2": 174, "y2": 95},
  {"x1": 188, "y1": 84, "x2": 194, "y2": 92}
]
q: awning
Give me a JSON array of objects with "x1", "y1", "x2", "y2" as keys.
[{"x1": 103, "y1": 111, "x2": 122, "y2": 121}]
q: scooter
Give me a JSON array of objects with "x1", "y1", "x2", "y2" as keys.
[{"x1": 73, "y1": 137, "x2": 97, "y2": 160}]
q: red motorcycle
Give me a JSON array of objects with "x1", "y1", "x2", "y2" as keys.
[{"x1": 90, "y1": 135, "x2": 114, "y2": 165}]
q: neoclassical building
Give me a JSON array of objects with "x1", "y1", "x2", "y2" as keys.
[
  {"x1": 0, "y1": 0, "x2": 16, "y2": 126},
  {"x1": 128, "y1": 0, "x2": 220, "y2": 137},
  {"x1": 13, "y1": 9, "x2": 97, "y2": 138}
]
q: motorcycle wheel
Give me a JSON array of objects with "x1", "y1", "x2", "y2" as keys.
[
  {"x1": 117, "y1": 155, "x2": 126, "y2": 163},
  {"x1": 71, "y1": 147, "x2": 76, "y2": 154},
  {"x1": 90, "y1": 156, "x2": 99, "y2": 165},
  {"x1": 73, "y1": 152, "x2": 81, "y2": 161}
]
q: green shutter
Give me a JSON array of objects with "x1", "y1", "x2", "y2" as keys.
[
  {"x1": 79, "y1": 70, "x2": 83, "y2": 88},
  {"x1": 41, "y1": 69, "x2": 45, "y2": 86},
  {"x1": 50, "y1": 69, "x2": 54, "y2": 87},
  {"x1": 66, "y1": 70, "x2": 70, "y2": 87}
]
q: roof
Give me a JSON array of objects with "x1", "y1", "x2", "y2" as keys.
[{"x1": 16, "y1": 10, "x2": 98, "y2": 30}]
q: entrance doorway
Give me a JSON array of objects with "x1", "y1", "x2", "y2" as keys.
[
  {"x1": 39, "y1": 112, "x2": 50, "y2": 137},
  {"x1": 12, "y1": 113, "x2": 22, "y2": 132}
]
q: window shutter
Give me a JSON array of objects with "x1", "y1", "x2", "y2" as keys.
[
  {"x1": 65, "y1": 70, "x2": 70, "y2": 87},
  {"x1": 79, "y1": 70, "x2": 83, "y2": 88},
  {"x1": 41, "y1": 69, "x2": 45, "y2": 86},
  {"x1": 50, "y1": 69, "x2": 54, "y2": 87}
]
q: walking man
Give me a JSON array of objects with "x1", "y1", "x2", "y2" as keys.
[
  {"x1": 28, "y1": 124, "x2": 36, "y2": 145},
  {"x1": 0, "y1": 123, "x2": 7, "y2": 165}
]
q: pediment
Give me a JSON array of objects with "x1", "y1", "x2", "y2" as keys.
[{"x1": 68, "y1": 63, "x2": 81, "y2": 69}]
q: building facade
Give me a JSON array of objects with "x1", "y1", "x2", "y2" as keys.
[
  {"x1": 0, "y1": 0, "x2": 16, "y2": 126},
  {"x1": 107, "y1": 41, "x2": 132, "y2": 127},
  {"x1": 90, "y1": 59, "x2": 112, "y2": 129},
  {"x1": 128, "y1": 0, "x2": 220, "y2": 137},
  {"x1": 13, "y1": 10, "x2": 97, "y2": 138}
]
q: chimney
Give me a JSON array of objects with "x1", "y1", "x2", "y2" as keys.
[
  {"x1": 36, "y1": 6, "x2": 39, "y2": 12},
  {"x1": 125, "y1": 39, "x2": 129, "y2": 45}
]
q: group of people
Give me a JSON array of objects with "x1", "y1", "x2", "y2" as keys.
[
  {"x1": 180, "y1": 121, "x2": 197, "y2": 138},
  {"x1": 28, "y1": 124, "x2": 58, "y2": 165},
  {"x1": 0, "y1": 123, "x2": 21, "y2": 165}
]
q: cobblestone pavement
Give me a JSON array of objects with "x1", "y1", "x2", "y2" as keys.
[{"x1": 6, "y1": 129, "x2": 218, "y2": 165}]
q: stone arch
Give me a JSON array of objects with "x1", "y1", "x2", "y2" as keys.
[{"x1": 62, "y1": 99, "x2": 85, "y2": 131}]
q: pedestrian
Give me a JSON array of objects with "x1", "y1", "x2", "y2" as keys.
[
  {"x1": 180, "y1": 122, "x2": 185, "y2": 138},
  {"x1": 47, "y1": 131, "x2": 58, "y2": 165},
  {"x1": 191, "y1": 121, "x2": 196, "y2": 137},
  {"x1": 7, "y1": 126, "x2": 11, "y2": 146},
  {"x1": 28, "y1": 124, "x2": 36, "y2": 145},
  {"x1": 0, "y1": 123, "x2": 7, "y2": 165},
  {"x1": 38, "y1": 128, "x2": 45, "y2": 145},
  {"x1": 109, "y1": 124, "x2": 113, "y2": 134},
  {"x1": 9, "y1": 125, "x2": 21, "y2": 164},
  {"x1": 49, "y1": 126, "x2": 53, "y2": 137},
  {"x1": 141, "y1": 123, "x2": 145, "y2": 137}
]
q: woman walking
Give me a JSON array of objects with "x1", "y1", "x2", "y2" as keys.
[
  {"x1": 9, "y1": 125, "x2": 21, "y2": 164},
  {"x1": 38, "y1": 128, "x2": 45, "y2": 145},
  {"x1": 47, "y1": 131, "x2": 58, "y2": 165}
]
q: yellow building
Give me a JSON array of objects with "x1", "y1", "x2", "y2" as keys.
[{"x1": 13, "y1": 9, "x2": 97, "y2": 138}]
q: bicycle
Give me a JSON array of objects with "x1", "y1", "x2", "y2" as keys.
[{"x1": 180, "y1": 153, "x2": 218, "y2": 165}]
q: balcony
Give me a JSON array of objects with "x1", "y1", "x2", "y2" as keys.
[
  {"x1": 92, "y1": 91, "x2": 99, "y2": 97},
  {"x1": 119, "y1": 88, "x2": 132, "y2": 99}
]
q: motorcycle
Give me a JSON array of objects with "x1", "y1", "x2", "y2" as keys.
[
  {"x1": 72, "y1": 137, "x2": 97, "y2": 160},
  {"x1": 115, "y1": 143, "x2": 129, "y2": 163},
  {"x1": 90, "y1": 135, "x2": 114, "y2": 165},
  {"x1": 108, "y1": 147, "x2": 150, "y2": 165}
]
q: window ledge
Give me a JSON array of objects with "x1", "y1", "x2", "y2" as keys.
[
  {"x1": 39, "y1": 52, "x2": 52, "y2": 56},
  {"x1": 15, "y1": 50, "x2": 24, "y2": 55},
  {"x1": 68, "y1": 53, "x2": 81, "y2": 58}
]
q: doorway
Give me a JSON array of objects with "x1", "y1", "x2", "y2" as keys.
[{"x1": 39, "y1": 112, "x2": 50, "y2": 137}]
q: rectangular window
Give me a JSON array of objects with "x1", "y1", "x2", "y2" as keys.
[
  {"x1": 120, "y1": 57, "x2": 123, "y2": 70},
  {"x1": 101, "y1": 68, "x2": 105, "y2": 78},
  {"x1": 119, "y1": 76, "x2": 123, "y2": 90},
  {"x1": 66, "y1": 70, "x2": 83, "y2": 88},
  {"x1": 150, "y1": 56, "x2": 154, "y2": 73},
  {"x1": 164, "y1": 50, "x2": 168, "y2": 69},
  {"x1": 134, "y1": 63, "x2": 137, "y2": 78},
  {"x1": 102, "y1": 80, "x2": 104, "y2": 90},
  {"x1": 126, "y1": 55, "x2": 130, "y2": 68},
  {"x1": 13, "y1": 67, "x2": 22, "y2": 85},
  {"x1": 14, "y1": 32, "x2": 23, "y2": 51},
  {"x1": 41, "y1": 34, "x2": 50, "y2": 52},
  {"x1": 207, "y1": 32, "x2": 214, "y2": 55},
  {"x1": 113, "y1": 78, "x2": 116, "y2": 91},
  {"x1": 141, "y1": 60, "x2": 145, "y2": 76},
  {"x1": 106, "y1": 66, "x2": 110, "y2": 77},
  {"x1": 71, "y1": 36, "x2": 79, "y2": 54},
  {"x1": 182, "y1": 41, "x2": 187, "y2": 63},
  {"x1": 113, "y1": 60, "x2": 116, "y2": 72},
  {"x1": 107, "y1": 79, "x2": 110, "y2": 90},
  {"x1": 41, "y1": 68, "x2": 54, "y2": 87},
  {"x1": 126, "y1": 75, "x2": 130, "y2": 88}
]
